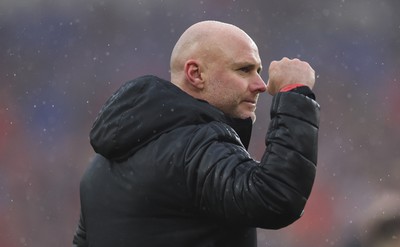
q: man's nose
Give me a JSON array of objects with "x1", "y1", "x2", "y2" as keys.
[{"x1": 252, "y1": 74, "x2": 267, "y2": 93}]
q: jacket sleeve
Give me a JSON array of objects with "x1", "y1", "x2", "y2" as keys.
[
  {"x1": 184, "y1": 92, "x2": 320, "y2": 229},
  {"x1": 72, "y1": 212, "x2": 88, "y2": 247}
]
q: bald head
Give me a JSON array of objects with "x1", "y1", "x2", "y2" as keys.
[
  {"x1": 168, "y1": 21, "x2": 265, "y2": 121},
  {"x1": 170, "y1": 21, "x2": 257, "y2": 88}
]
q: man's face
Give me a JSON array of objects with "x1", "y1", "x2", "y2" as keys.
[{"x1": 202, "y1": 39, "x2": 266, "y2": 121}]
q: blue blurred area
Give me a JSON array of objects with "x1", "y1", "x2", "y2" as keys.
[{"x1": 1, "y1": 0, "x2": 399, "y2": 246}]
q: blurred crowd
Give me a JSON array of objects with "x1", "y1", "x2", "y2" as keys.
[{"x1": 1, "y1": 0, "x2": 399, "y2": 246}]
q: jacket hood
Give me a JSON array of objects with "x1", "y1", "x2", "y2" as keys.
[{"x1": 90, "y1": 75, "x2": 252, "y2": 161}]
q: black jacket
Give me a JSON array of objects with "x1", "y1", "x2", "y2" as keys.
[{"x1": 73, "y1": 75, "x2": 320, "y2": 247}]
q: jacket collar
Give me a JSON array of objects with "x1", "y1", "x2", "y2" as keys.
[{"x1": 90, "y1": 75, "x2": 253, "y2": 160}]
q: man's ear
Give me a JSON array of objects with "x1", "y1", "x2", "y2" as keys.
[{"x1": 184, "y1": 60, "x2": 205, "y2": 89}]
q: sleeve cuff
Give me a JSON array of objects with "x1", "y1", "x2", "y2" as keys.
[{"x1": 280, "y1": 84, "x2": 316, "y2": 100}]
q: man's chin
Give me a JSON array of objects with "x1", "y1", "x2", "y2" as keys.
[
  {"x1": 228, "y1": 110, "x2": 256, "y2": 123},
  {"x1": 249, "y1": 113, "x2": 256, "y2": 123},
  {"x1": 240, "y1": 112, "x2": 256, "y2": 123}
]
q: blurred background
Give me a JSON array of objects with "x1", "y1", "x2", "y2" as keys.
[{"x1": 1, "y1": 0, "x2": 400, "y2": 246}]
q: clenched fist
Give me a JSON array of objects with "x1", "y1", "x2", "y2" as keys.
[{"x1": 266, "y1": 57, "x2": 315, "y2": 95}]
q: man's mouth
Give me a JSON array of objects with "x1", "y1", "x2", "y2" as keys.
[{"x1": 243, "y1": 99, "x2": 257, "y2": 104}]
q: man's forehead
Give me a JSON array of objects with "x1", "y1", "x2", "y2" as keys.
[
  {"x1": 232, "y1": 43, "x2": 261, "y2": 64},
  {"x1": 232, "y1": 54, "x2": 262, "y2": 68}
]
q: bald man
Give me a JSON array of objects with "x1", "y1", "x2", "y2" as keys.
[{"x1": 73, "y1": 21, "x2": 320, "y2": 247}]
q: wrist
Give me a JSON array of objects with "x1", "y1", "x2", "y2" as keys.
[{"x1": 279, "y1": 83, "x2": 306, "y2": 92}]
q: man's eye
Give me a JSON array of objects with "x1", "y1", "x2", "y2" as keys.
[{"x1": 239, "y1": 67, "x2": 251, "y2": 73}]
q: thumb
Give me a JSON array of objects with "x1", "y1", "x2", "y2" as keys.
[{"x1": 266, "y1": 79, "x2": 275, "y2": 95}]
